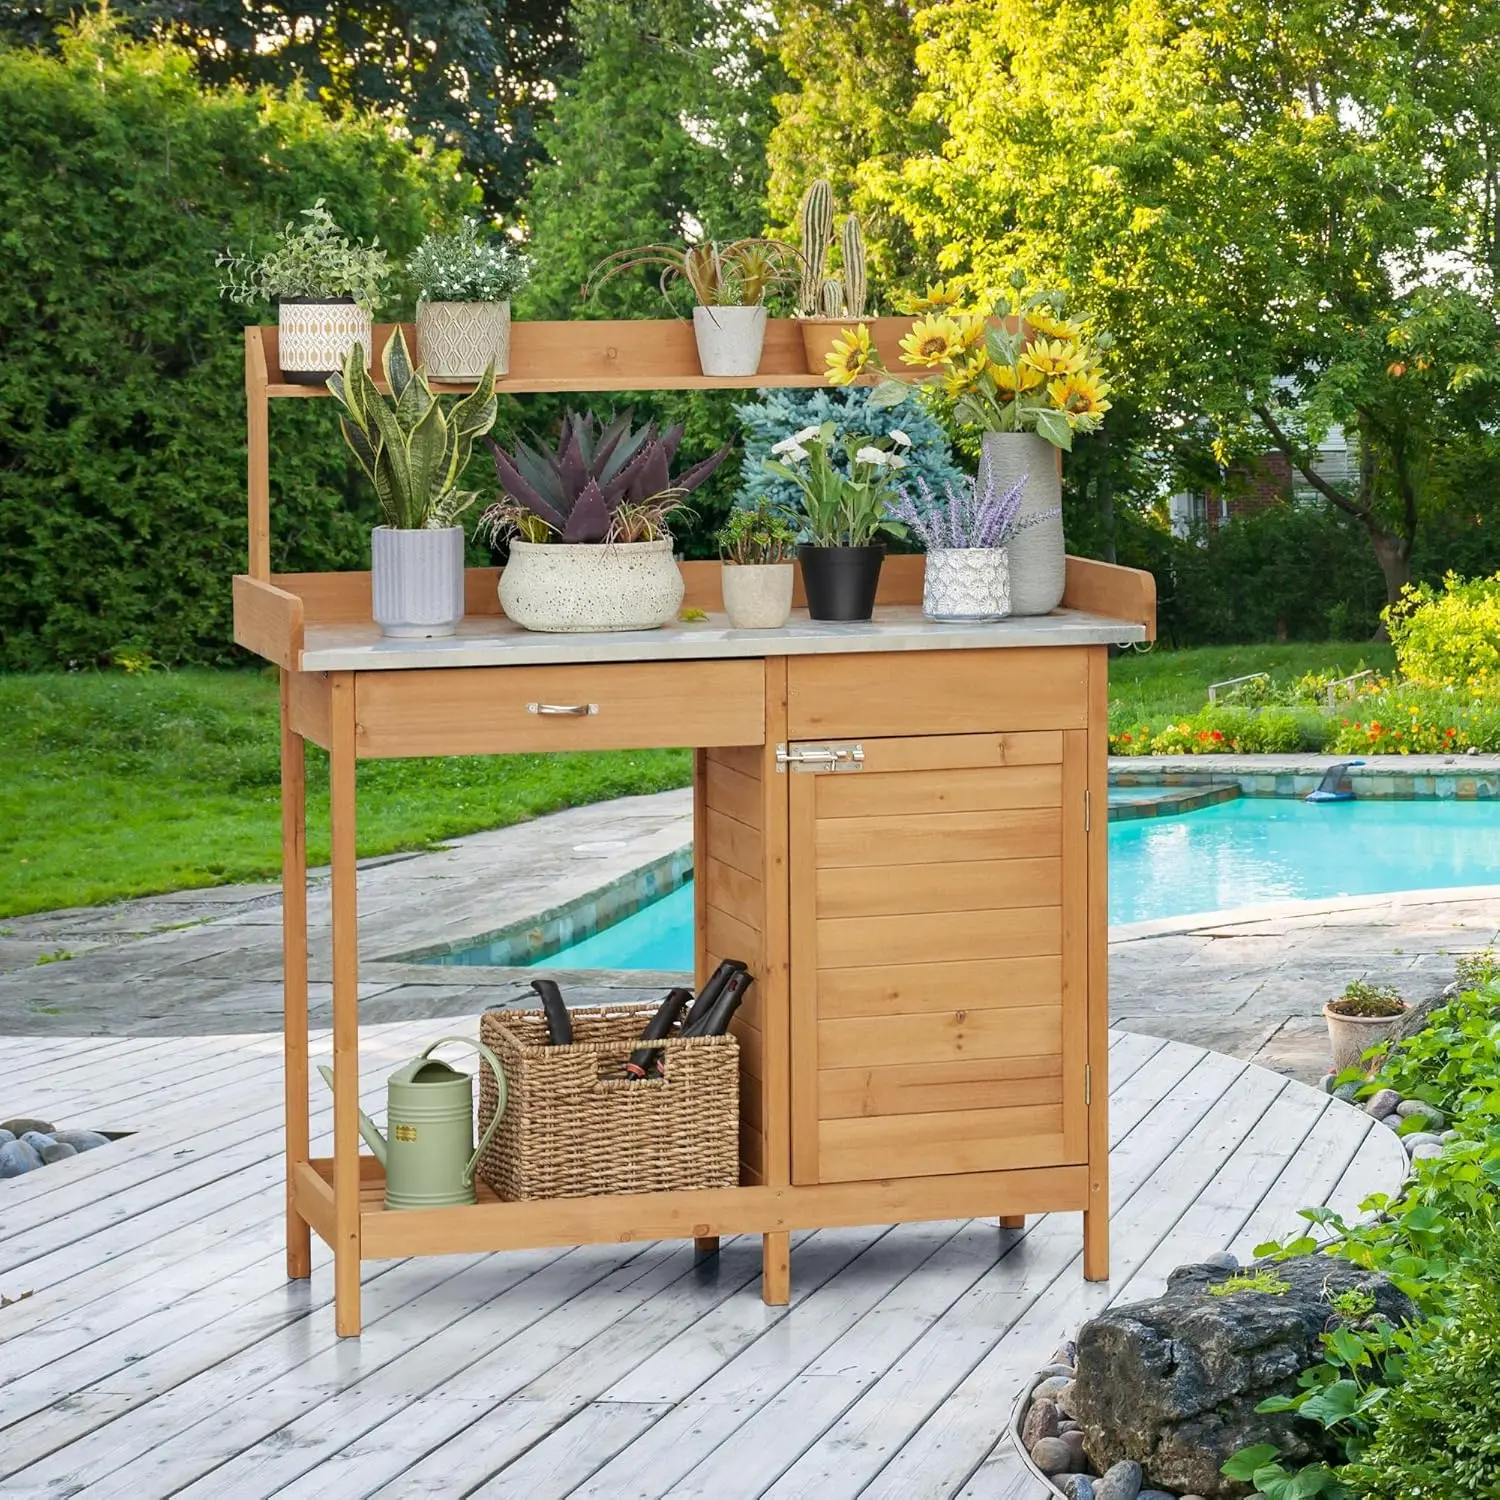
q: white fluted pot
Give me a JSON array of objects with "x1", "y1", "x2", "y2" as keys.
[
  {"x1": 416, "y1": 300, "x2": 511, "y2": 379},
  {"x1": 721, "y1": 562, "x2": 793, "y2": 628},
  {"x1": 370, "y1": 526, "x2": 465, "y2": 638},
  {"x1": 499, "y1": 539, "x2": 684, "y2": 633},
  {"x1": 923, "y1": 547, "x2": 1011, "y2": 622},
  {"x1": 278, "y1": 298, "x2": 372, "y2": 385},
  {"x1": 692, "y1": 305, "x2": 767, "y2": 377},
  {"x1": 980, "y1": 431, "x2": 1065, "y2": 616}
]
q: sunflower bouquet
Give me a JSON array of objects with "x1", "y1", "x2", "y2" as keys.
[{"x1": 826, "y1": 274, "x2": 1114, "y2": 452}]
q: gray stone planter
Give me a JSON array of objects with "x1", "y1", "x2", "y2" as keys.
[
  {"x1": 370, "y1": 525, "x2": 466, "y2": 639},
  {"x1": 980, "y1": 431, "x2": 1065, "y2": 616},
  {"x1": 692, "y1": 305, "x2": 767, "y2": 377},
  {"x1": 1324, "y1": 1000, "x2": 1409, "y2": 1072},
  {"x1": 720, "y1": 562, "x2": 793, "y2": 628}
]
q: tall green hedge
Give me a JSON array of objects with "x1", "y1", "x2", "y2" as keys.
[{"x1": 0, "y1": 22, "x2": 468, "y2": 669}]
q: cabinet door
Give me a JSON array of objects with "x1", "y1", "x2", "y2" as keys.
[{"x1": 788, "y1": 731, "x2": 1089, "y2": 1185}]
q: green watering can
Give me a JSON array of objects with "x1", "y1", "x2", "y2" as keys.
[{"x1": 318, "y1": 1036, "x2": 506, "y2": 1211}]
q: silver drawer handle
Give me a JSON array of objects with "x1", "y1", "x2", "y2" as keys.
[{"x1": 527, "y1": 702, "x2": 599, "y2": 716}]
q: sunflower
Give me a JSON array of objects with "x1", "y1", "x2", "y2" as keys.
[
  {"x1": 1020, "y1": 337, "x2": 1086, "y2": 380},
  {"x1": 1047, "y1": 371, "x2": 1113, "y2": 416},
  {"x1": 941, "y1": 351, "x2": 987, "y2": 399},
  {"x1": 825, "y1": 324, "x2": 876, "y2": 385},
  {"x1": 1026, "y1": 305, "x2": 1084, "y2": 341},
  {"x1": 954, "y1": 312, "x2": 989, "y2": 351},
  {"x1": 989, "y1": 358, "x2": 1045, "y2": 395},
  {"x1": 899, "y1": 315, "x2": 965, "y2": 368},
  {"x1": 895, "y1": 279, "x2": 965, "y2": 315}
]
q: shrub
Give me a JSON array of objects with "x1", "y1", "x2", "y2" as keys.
[
  {"x1": 1385, "y1": 572, "x2": 1500, "y2": 691},
  {"x1": 1107, "y1": 705, "x2": 1330, "y2": 755},
  {"x1": 1327, "y1": 682, "x2": 1500, "y2": 754}
]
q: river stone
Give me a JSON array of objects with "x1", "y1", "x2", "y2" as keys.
[
  {"x1": 1401, "y1": 1131, "x2": 1443, "y2": 1154},
  {"x1": 1062, "y1": 1429, "x2": 1088, "y2": 1465},
  {"x1": 1202, "y1": 1251, "x2": 1239, "y2": 1270},
  {"x1": 1442, "y1": 1130, "x2": 1461, "y2": 1143},
  {"x1": 1396, "y1": 1100, "x2": 1445, "y2": 1129},
  {"x1": 52, "y1": 1129, "x2": 110, "y2": 1152},
  {"x1": 1095, "y1": 1460, "x2": 1143, "y2": 1500},
  {"x1": 1072, "y1": 1254, "x2": 1413, "y2": 1497},
  {"x1": 1375, "y1": 1113, "x2": 1401, "y2": 1131},
  {"x1": 1059, "y1": 1419, "x2": 1082, "y2": 1434},
  {"x1": 0, "y1": 1129, "x2": 13, "y2": 1146},
  {"x1": 1332, "y1": 1081, "x2": 1362, "y2": 1102},
  {"x1": 20, "y1": 1131, "x2": 56, "y2": 1151},
  {"x1": 1022, "y1": 1397, "x2": 1060, "y2": 1447},
  {"x1": 0, "y1": 1117, "x2": 56, "y2": 1137},
  {"x1": 1052, "y1": 1339, "x2": 1078, "y2": 1365},
  {"x1": 39, "y1": 1141, "x2": 78, "y2": 1164},
  {"x1": 1030, "y1": 1436, "x2": 1074, "y2": 1474},
  {"x1": 1362, "y1": 1088, "x2": 1400, "y2": 1118},
  {"x1": 1037, "y1": 1361, "x2": 1076, "y2": 1378},
  {"x1": 0, "y1": 1139, "x2": 44, "y2": 1176},
  {"x1": 1033, "y1": 1374, "x2": 1072, "y2": 1403},
  {"x1": 1140, "y1": 1492, "x2": 1178, "y2": 1500},
  {"x1": 1410, "y1": 1142, "x2": 1444, "y2": 1162},
  {"x1": 1056, "y1": 1379, "x2": 1079, "y2": 1417},
  {"x1": 1058, "y1": 1476, "x2": 1096, "y2": 1500}
]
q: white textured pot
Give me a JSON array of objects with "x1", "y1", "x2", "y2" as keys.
[
  {"x1": 692, "y1": 305, "x2": 767, "y2": 377},
  {"x1": 416, "y1": 300, "x2": 511, "y2": 380},
  {"x1": 278, "y1": 298, "x2": 372, "y2": 385},
  {"x1": 923, "y1": 547, "x2": 1011, "y2": 622},
  {"x1": 979, "y1": 431, "x2": 1065, "y2": 616},
  {"x1": 721, "y1": 562, "x2": 793, "y2": 629},
  {"x1": 500, "y1": 539, "x2": 684, "y2": 633},
  {"x1": 1324, "y1": 1002, "x2": 1409, "y2": 1074},
  {"x1": 370, "y1": 526, "x2": 465, "y2": 638}
]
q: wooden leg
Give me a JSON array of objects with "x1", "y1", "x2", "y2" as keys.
[
  {"x1": 761, "y1": 1231, "x2": 789, "y2": 1305},
  {"x1": 330, "y1": 673, "x2": 362, "y2": 1336},
  {"x1": 280, "y1": 671, "x2": 311, "y2": 1281},
  {"x1": 694, "y1": 1236, "x2": 720, "y2": 1255},
  {"x1": 1083, "y1": 1200, "x2": 1110, "y2": 1281},
  {"x1": 999, "y1": 1215, "x2": 1025, "y2": 1230}
]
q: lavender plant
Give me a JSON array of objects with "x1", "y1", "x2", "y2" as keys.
[{"x1": 890, "y1": 471, "x2": 1054, "y2": 551}]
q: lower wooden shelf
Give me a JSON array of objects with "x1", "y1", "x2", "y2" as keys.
[{"x1": 294, "y1": 1154, "x2": 1089, "y2": 1262}]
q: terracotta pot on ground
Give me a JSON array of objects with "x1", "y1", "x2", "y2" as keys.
[{"x1": 1324, "y1": 999, "x2": 1410, "y2": 1073}]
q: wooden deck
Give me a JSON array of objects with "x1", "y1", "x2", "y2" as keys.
[{"x1": 0, "y1": 1025, "x2": 1405, "y2": 1500}]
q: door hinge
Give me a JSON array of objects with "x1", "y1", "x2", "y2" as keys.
[
  {"x1": 775, "y1": 742, "x2": 865, "y2": 774},
  {"x1": 1084, "y1": 788, "x2": 1092, "y2": 833},
  {"x1": 1084, "y1": 1063, "x2": 1092, "y2": 1107}
]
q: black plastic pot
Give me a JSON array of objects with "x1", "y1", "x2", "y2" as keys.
[{"x1": 798, "y1": 543, "x2": 886, "y2": 622}]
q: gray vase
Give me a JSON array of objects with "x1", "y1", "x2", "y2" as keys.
[
  {"x1": 980, "y1": 431, "x2": 1066, "y2": 616},
  {"x1": 370, "y1": 526, "x2": 465, "y2": 638}
]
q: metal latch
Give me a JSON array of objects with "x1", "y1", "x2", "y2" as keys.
[{"x1": 775, "y1": 742, "x2": 865, "y2": 774}]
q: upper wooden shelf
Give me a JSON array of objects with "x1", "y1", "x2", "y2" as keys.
[{"x1": 250, "y1": 317, "x2": 921, "y2": 397}]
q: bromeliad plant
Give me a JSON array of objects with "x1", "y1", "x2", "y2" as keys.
[
  {"x1": 327, "y1": 328, "x2": 497, "y2": 529},
  {"x1": 764, "y1": 423, "x2": 909, "y2": 547},
  {"x1": 890, "y1": 471, "x2": 1052, "y2": 551},
  {"x1": 479, "y1": 411, "x2": 731, "y2": 545},
  {"x1": 408, "y1": 218, "x2": 531, "y2": 303},
  {"x1": 218, "y1": 200, "x2": 389, "y2": 308},
  {"x1": 584, "y1": 238, "x2": 803, "y2": 309}
]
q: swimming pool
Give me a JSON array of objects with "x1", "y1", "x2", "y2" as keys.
[{"x1": 524, "y1": 796, "x2": 1500, "y2": 969}]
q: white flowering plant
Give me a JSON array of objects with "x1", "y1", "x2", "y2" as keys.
[
  {"x1": 762, "y1": 422, "x2": 910, "y2": 547},
  {"x1": 408, "y1": 218, "x2": 531, "y2": 303}
]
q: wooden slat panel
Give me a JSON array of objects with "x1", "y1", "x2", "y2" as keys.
[
  {"x1": 733, "y1": 1014, "x2": 765, "y2": 1077},
  {"x1": 232, "y1": 575, "x2": 303, "y2": 669},
  {"x1": 1062, "y1": 555, "x2": 1157, "y2": 641},
  {"x1": 353, "y1": 660, "x2": 763, "y2": 757},
  {"x1": 789, "y1": 748, "x2": 821, "y2": 1186},
  {"x1": 703, "y1": 857, "x2": 761, "y2": 929},
  {"x1": 1062, "y1": 730, "x2": 1089, "y2": 1168},
  {"x1": 814, "y1": 763, "x2": 1062, "y2": 819},
  {"x1": 712, "y1": 743, "x2": 762, "y2": 780},
  {"x1": 816, "y1": 906, "x2": 1062, "y2": 969},
  {"x1": 815, "y1": 808, "x2": 1062, "y2": 868},
  {"x1": 705, "y1": 757, "x2": 763, "y2": 830},
  {"x1": 756, "y1": 654, "x2": 794, "y2": 1193},
  {"x1": 816, "y1": 955, "x2": 1062, "y2": 1019},
  {"x1": 855, "y1": 730, "x2": 1063, "y2": 774},
  {"x1": 817, "y1": 1106, "x2": 1069, "y2": 1183},
  {"x1": 705, "y1": 903, "x2": 762, "y2": 970},
  {"x1": 285, "y1": 671, "x2": 331, "y2": 750},
  {"x1": 705, "y1": 808, "x2": 760, "y2": 880},
  {"x1": 817, "y1": 1005, "x2": 1063, "y2": 1071},
  {"x1": 819, "y1": 1055, "x2": 1064, "y2": 1120},
  {"x1": 788, "y1": 648, "x2": 1088, "y2": 738},
  {"x1": 815, "y1": 859, "x2": 1061, "y2": 918}
]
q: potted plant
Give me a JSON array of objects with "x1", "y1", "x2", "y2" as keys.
[
  {"x1": 327, "y1": 329, "x2": 497, "y2": 638},
  {"x1": 890, "y1": 470, "x2": 1058, "y2": 622},
  {"x1": 793, "y1": 178, "x2": 869, "y2": 376},
  {"x1": 585, "y1": 238, "x2": 802, "y2": 377},
  {"x1": 1324, "y1": 980, "x2": 1410, "y2": 1073},
  {"x1": 717, "y1": 499, "x2": 799, "y2": 629},
  {"x1": 479, "y1": 411, "x2": 731, "y2": 632},
  {"x1": 831, "y1": 274, "x2": 1114, "y2": 616},
  {"x1": 408, "y1": 218, "x2": 531, "y2": 381},
  {"x1": 219, "y1": 200, "x2": 389, "y2": 385},
  {"x1": 763, "y1": 422, "x2": 907, "y2": 621}
]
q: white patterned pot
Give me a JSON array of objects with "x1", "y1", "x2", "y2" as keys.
[
  {"x1": 923, "y1": 547, "x2": 1011, "y2": 622},
  {"x1": 721, "y1": 562, "x2": 793, "y2": 628},
  {"x1": 499, "y1": 539, "x2": 684, "y2": 633},
  {"x1": 692, "y1": 305, "x2": 767, "y2": 377},
  {"x1": 980, "y1": 431, "x2": 1065, "y2": 616},
  {"x1": 278, "y1": 298, "x2": 372, "y2": 386},
  {"x1": 416, "y1": 300, "x2": 511, "y2": 380},
  {"x1": 370, "y1": 526, "x2": 465, "y2": 638}
]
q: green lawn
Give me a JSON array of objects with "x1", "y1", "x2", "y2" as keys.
[{"x1": 0, "y1": 642, "x2": 1397, "y2": 918}]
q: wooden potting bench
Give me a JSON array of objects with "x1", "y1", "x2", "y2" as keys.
[{"x1": 232, "y1": 317, "x2": 1156, "y2": 1336}]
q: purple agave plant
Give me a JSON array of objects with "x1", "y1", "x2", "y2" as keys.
[{"x1": 890, "y1": 471, "x2": 1055, "y2": 551}]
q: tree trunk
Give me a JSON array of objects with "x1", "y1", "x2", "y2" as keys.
[{"x1": 1366, "y1": 529, "x2": 1412, "y2": 640}]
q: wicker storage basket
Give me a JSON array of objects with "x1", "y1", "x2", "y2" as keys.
[{"x1": 476, "y1": 1004, "x2": 740, "y2": 1201}]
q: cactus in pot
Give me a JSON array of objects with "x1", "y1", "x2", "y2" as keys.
[{"x1": 795, "y1": 178, "x2": 872, "y2": 374}]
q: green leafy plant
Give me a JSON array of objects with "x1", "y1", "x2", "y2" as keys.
[
  {"x1": 479, "y1": 411, "x2": 731, "y2": 545},
  {"x1": 408, "y1": 218, "x2": 531, "y2": 303},
  {"x1": 1385, "y1": 572, "x2": 1500, "y2": 691},
  {"x1": 762, "y1": 422, "x2": 909, "y2": 548},
  {"x1": 718, "y1": 499, "x2": 798, "y2": 565},
  {"x1": 585, "y1": 237, "x2": 803, "y2": 309},
  {"x1": 327, "y1": 328, "x2": 497, "y2": 530},
  {"x1": 1454, "y1": 948, "x2": 1499, "y2": 992},
  {"x1": 218, "y1": 200, "x2": 390, "y2": 308},
  {"x1": 1207, "y1": 1268, "x2": 1292, "y2": 1297},
  {"x1": 1328, "y1": 980, "x2": 1406, "y2": 1019}
]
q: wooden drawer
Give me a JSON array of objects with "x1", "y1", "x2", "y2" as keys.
[
  {"x1": 353, "y1": 660, "x2": 764, "y2": 757},
  {"x1": 788, "y1": 649, "x2": 1089, "y2": 738}
]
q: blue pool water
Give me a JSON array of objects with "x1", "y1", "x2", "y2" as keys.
[{"x1": 533, "y1": 796, "x2": 1500, "y2": 970}]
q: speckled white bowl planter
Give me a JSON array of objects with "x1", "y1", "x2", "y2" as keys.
[
  {"x1": 499, "y1": 539, "x2": 685, "y2": 633},
  {"x1": 720, "y1": 562, "x2": 794, "y2": 629},
  {"x1": 692, "y1": 305, "x2": 767, "y2": 377}
]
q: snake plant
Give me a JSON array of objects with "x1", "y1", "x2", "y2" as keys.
[{"x1": 328, "y1": 327, "x2": 497, "y2": 530}]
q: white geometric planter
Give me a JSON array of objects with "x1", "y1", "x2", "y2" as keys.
[
  {"x1": 923, "y1": 547, "x2": 1012, "y2": 622},
  {"x1": 721, "y1": 562, "x2": 793, "y2": 628},
  {"x1": 279, "y1": 298, "x2": 372, "y2": 385},
  {"x1": 980, "y1": 431, "x2": 1066, "y2": 616},
  {"x1": 370, "y1": 526, "x2": 465, "y2": 639},
  {"x1": 692, "y1": 305, "x2": 767, "y2": 377},
  {"x1": 499, "y1": 539, "x2": 684, "y2": 633},
  {"x1": 416, "y1": 300, "x2": 511, "y2": 380}
]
